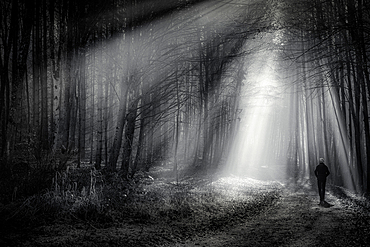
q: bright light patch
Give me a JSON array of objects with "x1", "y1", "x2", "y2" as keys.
[{"x1": 224, "y1": 45, "x2": 289, "y2": 182}]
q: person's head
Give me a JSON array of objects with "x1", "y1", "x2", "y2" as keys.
[{"x1": 319, "y1": 158, "x2": 325, "y2": 164}]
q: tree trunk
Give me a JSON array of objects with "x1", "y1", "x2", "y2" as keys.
[
  {"x1": 121, "y1": 101, "x2": 138, "y2": 178},
  {"x1": 40, "y1": 0, "x2": 49, "y2": 151},
  {"x1": 132, "y1": 93, "x2": 147, "y2": 177},
  {"x1": 108, "y1": 78, "x2": 129, "y2": 171},
  {"x1": 78, "y1": 52, "x2": 87, "y2": 167},
  {"x1": 33, "y1": 0, "x2": 42, "y2": 159},
  {"x1": 95, "y1": 52, "x2": 104, "y2": 170}
]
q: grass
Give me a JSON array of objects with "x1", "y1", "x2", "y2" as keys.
[
  {"x1": 0, "y1": 164, "x2": 282, "y2": 240},
  {"x1": 2, "y1": 164, "x2": 370, "y2": 246}
]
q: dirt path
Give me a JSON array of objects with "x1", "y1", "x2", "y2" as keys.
[{"x1": 167, "y1": 188, "x2": 369, "y2": 247}]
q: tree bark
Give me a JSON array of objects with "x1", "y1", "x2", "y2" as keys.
[{"x1": 121, "y1": 101, "x2": 138, "y2": 178}]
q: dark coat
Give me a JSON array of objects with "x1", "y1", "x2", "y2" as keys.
[{"x1": 314, "y1": 163, "x2": 330, "y2": 181}]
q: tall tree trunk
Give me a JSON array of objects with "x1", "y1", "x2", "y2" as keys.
[
  {"x1": 33, "y1": 0, "x2": 42, "y2": 159},
  {"x1": 89, "y1": 57, "x2": 95, "y2": 164},
  {"x1": 121, "y1": 101, "x2": 138, "y2": 178},
  {"x1": 108, "y1": 79, "x2": 129, "y2": 171},
  {"x1": 49, "y1": 0, "x2": 56, "y2": 150},
  {"x1": 132, "y1": 91, "x2": 147, "y2": 177},
  {"x1": 173, "y1": 71, "x2": 181, "y2": 182},
  {"x1": 78, "y1": 52, "x2": 87, "y2": 167},
  {"x1": 62, "y1": 1, "x2": 74, "y2": 152},
  {"x1": 40, "y1": 0, "x2": 49, "y2": 151},
  {"x1": 356, "y1": 0, "x2": 370, "y2": 193},
  {"x1": 95, "y1": 50, "x2": 104, "y2": 170}
]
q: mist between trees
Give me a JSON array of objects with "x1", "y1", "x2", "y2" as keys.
[{"x1": 0, "y1": 0, "x2": 370, "y2": 199}]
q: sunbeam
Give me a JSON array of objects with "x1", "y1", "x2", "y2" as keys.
[
  {"x1": 223, "y1": 35, "x2": 290, "y2": 181},
  {"x1": 222, "y1": 25, "x2": 357, "y2": 191}
]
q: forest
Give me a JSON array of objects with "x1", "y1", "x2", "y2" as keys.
[{"x1": 1, "y1": 0, "x2": 370, "y2": 246}]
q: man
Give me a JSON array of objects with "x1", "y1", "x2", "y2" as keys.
[{"x1": 314, "y1": 158, "x2": 330, "y2": 206}]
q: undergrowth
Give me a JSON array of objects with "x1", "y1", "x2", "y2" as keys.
[{"x1": 0, "y1": 164, "x2": 282, "y2": 238}]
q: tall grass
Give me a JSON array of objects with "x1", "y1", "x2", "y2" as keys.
[{"x1": 1, "y1": 165, "x2": 282, "y2": 234}]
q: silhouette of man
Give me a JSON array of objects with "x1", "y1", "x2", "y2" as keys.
[{"x1": 314, "y1": 158, "x2": 330, "y2": 206}]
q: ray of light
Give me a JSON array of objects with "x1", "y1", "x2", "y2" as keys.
[{"x1": 223, "y1": 36, "x2": 291, "y2": 181}]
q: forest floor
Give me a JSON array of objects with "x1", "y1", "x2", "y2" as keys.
[
  {"x1": 1, "y1": 168, "x2": 370, "y2": 247},
  {"x1": 165, "y1": 185, "x2": 370, "y2": 247}
]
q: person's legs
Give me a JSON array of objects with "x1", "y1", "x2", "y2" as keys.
[
  {"x1": 318, "y1": 180, "x2": 324, "y2": 202},
  {"x1": 317, "y1": 180, "x2": 322, "y2": 202},
  {"x1": 321, "y1": 179, "x2": 326, "y2": 202}
]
